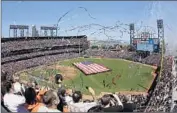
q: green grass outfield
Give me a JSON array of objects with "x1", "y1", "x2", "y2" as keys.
[{"x1": 17, "y1": 57, "x2": 154, "y2": 95}]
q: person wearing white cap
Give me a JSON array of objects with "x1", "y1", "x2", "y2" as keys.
[{"x1": 3, "y1": 81, "x2": 29, "y2": 112}]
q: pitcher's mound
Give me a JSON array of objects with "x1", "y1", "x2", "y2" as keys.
[{"x1": 47, "y1": 65, "x2": 78, "y2": 80}]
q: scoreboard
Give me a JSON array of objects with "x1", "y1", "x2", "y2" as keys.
[
  {"x1": 137, "y1": 43, "x2": 154, "y2": 52},
  {"x1": 132, "y1": 38, "x2": 160, "y2": 52}
]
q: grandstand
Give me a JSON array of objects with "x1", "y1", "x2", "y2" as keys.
[
  {"x1": 1, "y1": 33, "x2": 176, "y2": 112},
  {"x1": 1, "y1": 36, "x2": 89, "y2": 74}
]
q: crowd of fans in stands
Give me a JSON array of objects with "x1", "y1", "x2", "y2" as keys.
[
  {"x1": 145, "y1": 57, "x2": 174, "y2": 112},
  {"x1": 1, "y1": 38, "x2": 88, "y2": 76},
  {"x1": 1, "y1": 37, "x2": 176, "y2": 112},
  {"x1": 141, "y1": 54, "x2": 161, "y2": 66},
  {"x1": 2, "y1": 53, "x2": 80, "y2": 77},
  {"x1": 86, "y1": 50, "x2": 136, "y2": 60},
  {"x1": 1, "y1": 72, "x2": 138, "y2": 112},
  {"x1": 86, "y1": 49, "x2": 162, "y2": 66},
  {"x1": 1, "y1": 48, "x2": 80, "y2": 64},
  {"x1": 2, "y1": 38, "x2": 87, "y2": 52}
]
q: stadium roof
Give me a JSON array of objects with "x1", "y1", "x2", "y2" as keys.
[{"x1": 1, "y1": 35, "x2": 87, "y2": 42}]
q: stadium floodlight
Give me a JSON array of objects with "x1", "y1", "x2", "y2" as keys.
[
  {"x1": 129, "y1": 24, "x2": 134, "y2": 30},
  {"x1": 157, "y1": 19, "x2": 163, "y2": 29},
  {"x1": 129, "y1": 23, "x2": 135, "y2": 45}
]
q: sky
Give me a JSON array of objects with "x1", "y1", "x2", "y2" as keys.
[{"x1": 2, "y1": 1, "x2": 177, "y2": 52}]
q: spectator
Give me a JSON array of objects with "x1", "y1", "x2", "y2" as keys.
[
  {"x1": 24, "y1": 87, "x2": 48, "y2": 112},
  {"x1": 171, "y1": 100, "x2": 177, "y2": 112},
  {"x1": 100, "y1": 94, "x2": 123, "y2": 112},
  {"x1": 13, "y1": 82, "x2": 26, "y2": 95},
  {"x1": 68, "y1": 91, "x2": 98, "y2": 112},
  {"x1": 57, "y1": 86, "x2": 67, "y2": 111},
  {"x1": 65, "y1": 89, "x2": 74, "y2": 104},
  {"x1": 43, "y1": 90, "x2": 61, "y2": 112},
  {"x1": 57, "y1": 86, "x2": 73, "y2": 111},
  {"x1": 121, "y1": 96, "x2": 136, "y2": 112},
  {"x1": 1, "y1": 71, "x2": 7, "y2": 82},
  {"x1": 3, "y1": 81, "x2": 29, "y2": 112},
  {"x1": 58, "y1": 88, "x2": 73, "y2": 112},
  {"x1": 36, "y1": 87, "x2": 48, "y2": 103}
]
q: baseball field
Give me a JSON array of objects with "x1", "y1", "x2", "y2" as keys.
[{"x1": 17, "y1": 57, "x2": 155, "y2": 95}]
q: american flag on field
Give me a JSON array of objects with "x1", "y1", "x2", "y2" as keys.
[{"x1": 73, "y1": 61, "x2": 110, "y2": 75}]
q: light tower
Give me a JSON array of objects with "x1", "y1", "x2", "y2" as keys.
[
  {"x1": 13, "y1": 28, "x2": 17, "y2": 37},
  {"x1": 20, "y1": 29, "x2": 24, "y2": 37},
  {"x1": 129, "y1": 23, "x2": 135, "y2": 46},
  {"x1": 157, "y1": 19, "x2": 165, "y2": 80},
  {"x1": 44, "y1": 30, "x2": 48, "y2": 36},
  {"x1": 157, "y1": 19, "x2": 165, "y2": 53},
  {"x1": 9, "y1": 25, "x2": 29, "y2": 38},
  {"x1": 32, "y1": 25, "x2": 37, "y2": 37}
]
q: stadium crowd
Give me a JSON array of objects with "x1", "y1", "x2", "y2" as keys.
[
  {"x1": 2, "y1": 54, "x2": 175, "y2": 112},
  {"x1": 86, "y1": 50, "x2": 135, "y2": 59},
  {"x1": 86, "y1": 49, "x2": 161, "y2": 65},
  {"x1": 145, "y1": 57, "x2": 174, "y2": 112},
  {"x1": 2, "y1": 53, "x2": 80, "y2": 77},
  {"x1": 2, "y1": 55, "x2": 174, "y2": 112},
  {"x1": 1, "y1": 37, "x2": 88, "y2": 76},
  {"x1": 1, "y1": 37, "x2": 177, "y2": 112},
  {"x1": 141, "y1": 54, "x2": 161, "y2": 66},
  {"x1": 2, "y1": 38, "x2": 88, "y2": 53},
  {"x1": 1, "y1": 72, "x2": 139, "y2": 112},
  {"x1": 1, "y1": 48, "x2": 80, "y2": 64}
]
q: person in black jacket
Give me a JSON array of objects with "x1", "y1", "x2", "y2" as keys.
[
  {"x1": 122, "y1": 102, "x2": 136, "y2": 112},
  {"x1": 121, "y1": 95, "x2": 136, "y2": 112},
  {"x1": 57, "y1": 86, "x2": 67, "y2": 112},
  {"x1": 100, "y1": 94, "x2": 124, "y2": 112},
  {"x1": 55, "y1": 74, "x2": 63, "y2": 88}
]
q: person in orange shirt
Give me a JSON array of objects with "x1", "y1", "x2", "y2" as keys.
[
  {"x1": 24, "y1": 87, "x2": 48, "y2": 112},
  {"x1": 36, "y1": 87, "x2": 48, "y2": 103}
]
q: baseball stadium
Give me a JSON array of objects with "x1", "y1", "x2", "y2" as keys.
[
  {"x1": 1, "y1": 2, "x2": 177, "y2": 113},
  {"x1": 1, "y1": 30, "x2": 176, "y2": 112}
]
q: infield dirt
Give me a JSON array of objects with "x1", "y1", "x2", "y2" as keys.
[{"x1": 47, "y1": 65, "x2": 78, "y2": 80}]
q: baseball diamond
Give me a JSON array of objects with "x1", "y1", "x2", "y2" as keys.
[{"x1": 17, "y1": 57, "x2": 155, "y2": 95}]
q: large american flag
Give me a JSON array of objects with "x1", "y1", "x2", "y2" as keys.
[{"x1": 73, "y1": 61, "x2": 110, "y2": 75}]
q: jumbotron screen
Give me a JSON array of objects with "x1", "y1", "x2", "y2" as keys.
[{"x1": 137, "y1": 43, "x2": 154, "y2": 52}]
